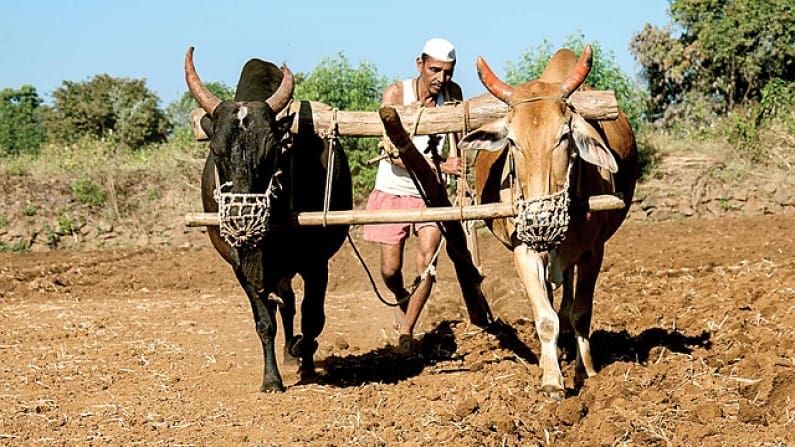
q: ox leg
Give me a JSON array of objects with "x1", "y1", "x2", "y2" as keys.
[
  {"x1": 236, "y1": 271, "x2": 284, "y2": 393},
  {"x1": 572, "y1": 248, "x2": 603, "y2": 387},
  {"x1": 557, "y1": 268, "x2": 576, "y2": 361},
  {"x1": 513, "y1": 246, "x2": 565, "y2": 400},
  {"x1": 275, "y1": 277, "x2": 299, "y2": 368},
  {"x1": 294, "y1": 265, "x2": 329, "y2": 381}
]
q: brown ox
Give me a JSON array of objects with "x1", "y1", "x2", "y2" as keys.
[{"x1": 459, "y1": 46, "x2": 638, "y2": 399}]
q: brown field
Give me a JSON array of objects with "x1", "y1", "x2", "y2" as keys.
[{"x1": 1, "y1": 214, "x2": 794, "y2": 446}]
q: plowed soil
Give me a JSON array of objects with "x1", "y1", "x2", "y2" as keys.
[{"x1": 1, "y1": 215, "x2": 794, "y2": 446}]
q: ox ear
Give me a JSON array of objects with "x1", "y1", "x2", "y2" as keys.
[
  {"x1": 459, "y1": 116, "x2": 510, "y2": 152},
  {"x1": 571, "y1": 114, "x2": 618, "y2": 174},
  {"x1": 190, "y1": 108, "x2": 214, "y2": 140}
]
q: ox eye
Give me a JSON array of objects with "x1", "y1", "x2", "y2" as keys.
[{"x1": 555, "y1": 124, "x2": 571, "y2": 146}]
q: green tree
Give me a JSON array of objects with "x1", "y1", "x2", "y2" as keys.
[
  {"x1": 294, "y1": 52, "x2": 387, "y2": 201},
  {"x1": 631, "y1": 0, "x2": 795, "y2": 122},
  {"x1": 506, "y1": 34, "x2": 648, "y2": 129},
  {"x1": 166, "y1": 81, "x2": 234, "y2": 138},
  {"x1": 45, "y1": 74, "x2": 171, "y2": 149},
  {"x1": 0, "y1": 85, "x2": 47, "y2": 156}
]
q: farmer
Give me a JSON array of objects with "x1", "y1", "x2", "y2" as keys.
[{"x1": 363, "y1": 37, "x2": 463, "y2": 351}]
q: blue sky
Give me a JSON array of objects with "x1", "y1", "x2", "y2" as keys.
[{"x1": 1, "y1": 0, "x2": 670, "y2": 106}]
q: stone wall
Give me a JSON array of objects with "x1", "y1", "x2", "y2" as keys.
[{"x1": 1, "y1": 155, "x2": 793, "y2": 252}]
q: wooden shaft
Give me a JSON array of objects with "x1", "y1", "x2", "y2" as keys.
[
  {"x1": 379, "y1": 105, "x2": 494, "y2": 327},
  {"x1": 184, "y1": 195, "x2": 624, "y2": 227}
]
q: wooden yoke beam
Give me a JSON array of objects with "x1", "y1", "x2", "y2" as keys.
[{"x1": 277, "y1": 91, "x2": 618, "y2": 137}]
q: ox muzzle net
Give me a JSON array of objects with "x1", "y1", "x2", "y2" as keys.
[
  {"x1": 512, "y1": 159, "x2": 572, "y2": 252},
  {"x1": 214, "y1": 168, "x2": 282, "y2": 249}
]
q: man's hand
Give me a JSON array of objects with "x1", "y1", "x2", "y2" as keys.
[{"x1": 439, "y1": 157, "x2": 462, "y2": 177}]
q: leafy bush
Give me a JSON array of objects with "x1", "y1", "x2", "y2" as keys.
[
  {"x1": 45, "y1": 74, "x2": 171, "y2": 149},
  {"x1": 631, "y1": 0, "x2": 795, "y2": 121},
  {"x1": 505, "y1": 33, "x2": 649, "y2": 129},
  {"x1": 0, "y1": 86, "x2": 47, "y2": 156},
  {"x1": 759, "y1": 78, "x2": 794, "y2": 123},
  {"x1": 294, "y1": 52, "x2": 387, "y2": 201},
  {"x1": 71, "y1": 177, "x2": 107, "y2": 208}
]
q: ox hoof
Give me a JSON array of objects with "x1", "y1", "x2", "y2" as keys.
[
  {"x1": 260, "y1": 380, "x2": 286, "y2": 393},
  {"x1": 287, "y1": 335, "x2": 318, "y2": 358},
  {"x1": 298, "y1": 365, "x2": 318, "y2": 383},
  {"x1": 540, "y1": 384, "x2": 566, "y2": 401},
  {"x1": 397, "y1": 334, "x2": 419, "y2": 355},
  {"x1": 283, "y1": 345, "x2": 300, "y2": 368}
]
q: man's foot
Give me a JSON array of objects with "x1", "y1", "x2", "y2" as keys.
[
  {"x1": 391, "y1": 289, "x2": 410, "y2": 333},
  {"x1": 392, "y1": 308, "x2": 405, "y2": 333}
]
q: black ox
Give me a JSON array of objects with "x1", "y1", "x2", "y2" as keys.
[{"x1": 185, "y1": 47, "x2": 352, "y2": 392}]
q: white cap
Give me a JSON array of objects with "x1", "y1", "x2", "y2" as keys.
[{"x1": 421, "y1": 38, "x2": 456, "y2": 62}]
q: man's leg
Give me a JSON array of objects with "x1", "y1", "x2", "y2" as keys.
[
  {"x1": 380, "y1": 241, "x2": 409, "y2": 314},
  {"x1": 399, "y1": 225, "x2": 442, "y2": 337}
]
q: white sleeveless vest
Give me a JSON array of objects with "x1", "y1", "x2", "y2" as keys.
[{"x1": 373, "y1": 79, "x2": 445, "y2": 197}]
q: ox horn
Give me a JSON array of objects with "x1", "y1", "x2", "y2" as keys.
[
  {"x1": 184, "y1": 47, "x2": 221, "y2": 115},
  {"x1": 265, "y1": 66, "x2": 294, "y2": 114},
  {"x1": 476, "y1": 56, "x2": 514, "y2": 104},
  {"x1": 560, "y1": 45, "x2": 593, "y2": 98}
]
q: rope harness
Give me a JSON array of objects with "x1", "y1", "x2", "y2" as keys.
[{"x1": 320, "y1": 108, "x2": 339, "y2": 227}]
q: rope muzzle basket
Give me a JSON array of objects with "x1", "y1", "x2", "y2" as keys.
[
  {"x1": 514, "y1": 188, "x2": 571, "y2": 252},
  {"x1": 214, "y1": 172, "x2": 281, "y2": 249},
  {"x1": 512, "y1": 162, "x2": 573, "y2": 252}
]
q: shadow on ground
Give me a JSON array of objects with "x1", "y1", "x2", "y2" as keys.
[
  {"x1": 591, "y1": 327, "x2": 712, "y2": 368},
  {"x1": 315, "y1": 320, "x2": 459, "y2": 387}
]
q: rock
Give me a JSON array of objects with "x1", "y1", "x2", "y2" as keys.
[
  {"x1": 639, "y1": 389, "x2": 665, "y2": 403},
  {"x1": 705, "y1": 200, "x2": 725, "y2": 216},
  {"x1": 743, "y1": 197, "x2": 765, "y2": 214},
  {"x1": 556, "y1": 398, "x2": 587, "y2": 426},
  {"x1": 733, "y1": 188, "x2": 749, "y2": 202},
  {"x1": 737, "y1": 399, "x2": 766, "y2": 425},
  {"x1": 694, "y1": 402, "x2": 723, "y2": 424},
  {"x1": 678, "y1": 204, "x2": 696, "y2": 217},
  {"x1": 774, "y1": 187, "x2": 795, "y2": 206},
  {"x1": 766, "y1": 371, "x2": 795, "y2": 423},
  {"x1": 454, "y1": 396, "x2": 479, "y2": 419},
  {"x1": 628, "y1": 207, "x2": 648, "y2": 221},
  {"x1": 333, "y1": 336, "x2": 349, "y2": 350},
  {"x1": 648, "y1": 209, "x2": 673, "y2": 221},
  {"x1": 97, "y1": 220, "x2": 114, "y2": 233},
  {"x1": 762, "y1": 182, "x2": 777, "y2": 194}
]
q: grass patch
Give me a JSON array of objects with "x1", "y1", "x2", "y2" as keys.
[
  {"x1": 22, "y1": 202, "x2": 38, "y2": 217},
  {"x1": 146, "y1": 188, "x2": 162, "y2": 201},
  {"x1": 71, "y1": 177, "x2": 107, "y2": 208},
  {"x1": 57, "y1": 214, "x2": 78, "y2": 235},
  {"x1": 0, "y1": 240, "x2": 29, "y2": 253}
]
